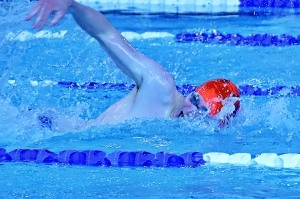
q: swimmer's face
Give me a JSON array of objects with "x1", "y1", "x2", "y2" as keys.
[{"x1": 178, "y1": 92, "x2": 208, "y2": 118}]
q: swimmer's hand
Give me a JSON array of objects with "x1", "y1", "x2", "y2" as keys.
[{"x1": 25, "y1": 0, "x2": 74, "y2": 30}]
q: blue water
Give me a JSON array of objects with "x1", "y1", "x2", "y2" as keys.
[{"x1": 1, "y1": 1, "x2": 300, "y2": 198}]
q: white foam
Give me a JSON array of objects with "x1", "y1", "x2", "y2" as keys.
[
  {"x1": 121, "y1": 31, "x2": 142, "y2": 40},
  {"x1": 140, "y1": 32, "x2": 174, "y2": 39},
  {"x1": 6, "y1": 30, "x2": 68, "y2": 42},
  {"x1": 121, "y1": 31, "x2": 174, "y2": 41},
  {"x1": 42, "y1": 80, "x2": 57, "y2": 86},
  {"x1": 29, "y1": 80, "x2": 57, "y2": 87},
  {"x1": 8, "y1": 80, "x2": 16, "y2": 85},
  {"x1": 30, "y1": 80, "x2": 39, "y2": 86},
  {"x1": 6, "y1": 31, "x2": 173, "y2": 42}
]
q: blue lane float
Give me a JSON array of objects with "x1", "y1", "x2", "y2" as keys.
[
  {"x1": 0, "y1": 148, "x2": 205, "y2": 168},
  {"x1": 57, "y1": 81, "x2": 300, "y2": 97},
  {"x1": 175, "y1": 31, "x2": 300, "y2": 46},
  {"x1": 239, "y1": 0, "x2": 300, "y2": 8},
  {"x1": 2, "y1": 148, "x2": 300, "y2": 168}
]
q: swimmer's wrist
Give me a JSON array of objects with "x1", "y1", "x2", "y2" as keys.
[{"x1": 69, "y1": 0, "x2": 79, "y2": 11}]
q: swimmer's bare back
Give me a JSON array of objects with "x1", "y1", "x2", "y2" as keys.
[{"x1": 27, "y1": 0, "x2": 185, "y2": 130}]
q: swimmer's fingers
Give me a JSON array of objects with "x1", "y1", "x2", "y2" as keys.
[
  {"x1": 26, "y1": 0, "x2": 71, "y2": 30},
  {"x1": 36, "y1": 2, "x2": 56, "y2": 30},
  {"x1": 25, "y1": 2, "x2": 43, "y2": 21},
  {"x1": 37, "y1": 6, "x2": 54, "y2": 30},
  {"x1": 49, "y1": 11, "x2": 66, "y2": 27},
  {"x1": 26, "y1": 1, "x2": 54, "y2": 30}
]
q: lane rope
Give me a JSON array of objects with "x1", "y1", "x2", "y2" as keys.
[
  {"x1": 5, "y1": 30, "x2": 300, "y2": 47},
  {"x1": 20, "y1": 80, "x2": 300, "y2": 97},
  {"x1": 1, "y1": 148, "x2": 300, "y2": 169},
  {"x1": 175, "y1": 31, "x2": 300, "y2": 46}
]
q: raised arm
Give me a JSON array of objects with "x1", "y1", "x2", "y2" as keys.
[{"x1": 26, "y1": 0, "x2": 168, "y2": 88}]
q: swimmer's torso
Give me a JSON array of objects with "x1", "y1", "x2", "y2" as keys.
[
  {"x1": 92, "y1": 80, "x2": 181, "y2": 125},
  {"x1": 96, "y1": 87, "x2": 170, "y2": 124},
  {"x1": 78, "y1": 64, "x2": 184, "y2": 128}
]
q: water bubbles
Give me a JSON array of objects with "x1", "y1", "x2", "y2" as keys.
[{"x1": 10, "y1": 94, "x2": 21, "y2": 107}]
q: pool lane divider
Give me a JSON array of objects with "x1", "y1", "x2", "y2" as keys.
[
  {"x1": 239, "y1": 0, "x2": 300, "y2": 8},
  {"x1": 7, "y1": 30, "x2": 300, "y2": 47},
  {"x1": 1, "y1": 148, "x2": 300, "y2": 169},
  {"x1": 175, "y1": 32, "x2": 300, "y2": 46},
  {"x1": 21, "y1": 80, "x2": 300, "y2": 97}
]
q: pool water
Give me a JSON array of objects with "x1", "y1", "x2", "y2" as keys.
[{"x1": 1, "y1": 1, "x2": 300, "y2": 198}]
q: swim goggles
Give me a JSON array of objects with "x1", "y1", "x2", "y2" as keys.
[{"x1": 190, "y1": 92, "x2": 208, "y2": 112}]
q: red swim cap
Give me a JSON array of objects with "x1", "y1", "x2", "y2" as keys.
[{"x1": 195, "y1": 79, "x2": 240, "y2": 118}]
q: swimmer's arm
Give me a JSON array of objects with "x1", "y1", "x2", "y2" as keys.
[
  {"x1": 69, "y1": 2, "x2": 168, "y2": 88},
  {"x1": 26, "y1": 0, "x2": 172, "y2": 88}
]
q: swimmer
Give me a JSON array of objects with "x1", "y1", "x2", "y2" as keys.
[{"x1": 26, "y1": 0, "x2": 240, "y2": 130}]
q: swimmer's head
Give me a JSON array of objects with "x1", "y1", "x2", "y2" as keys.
[{"x1": 190, "y1": 79, "x2": 240, "y2": 118}]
